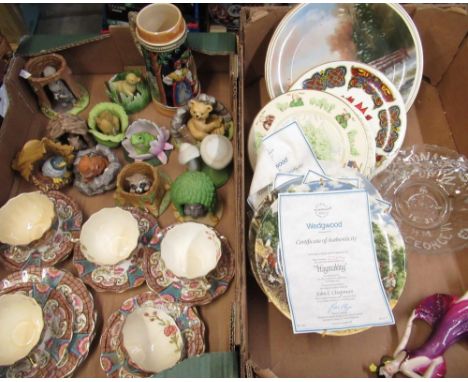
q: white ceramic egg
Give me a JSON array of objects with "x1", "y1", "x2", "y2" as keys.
[
  {"x1": 0, "y1": 191, "x2": 55, "y2": 246},
  {"x1": 200, "y1": 134, "x2": 233, "y2": 170},
  {"x1": 161, "y1": 222, "x2": 221, "y2": 279},
  {"x1": 80, "y1": 207, "x2": 140, "y2": 266},
  {"x1": 0, "y1": 293, "x2": 44, "y2": 366},
  {"x1": 122, "y1": 306, "x2": 183, "y2": 373}
]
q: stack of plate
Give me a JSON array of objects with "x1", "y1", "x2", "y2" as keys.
[
  {"x1": 248, "y1": 170, "x2": 407, "y2": 335},
  {"x1": 0, "y1": 266, "x2": 97, "y2": 377}
]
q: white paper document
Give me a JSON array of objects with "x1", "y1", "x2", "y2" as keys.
[{"x1": 278, "y1": 189, "x2": 394, "y2": 333}]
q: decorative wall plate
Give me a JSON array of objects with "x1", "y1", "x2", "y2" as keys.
[
  {"x1": 0, "y1": 191, "x2": 82, "y2": 270},
  {"x1": 372, "y1": 144, "x2": 468, "y2": 253},
  {"x1": 100, "y1": 292, "x2": 205, "y2": 377},
  {"x1": 144, "y1": 225, "x2": 235, "y2": 305},
  {"x1": 248, "y1": 177, "x2": 406, "y2": 336},
  {"x1": 0, "y1": 266, "x2": 97, "y2": 377},
  {"x1": 247, "y1": 89, "x2": 375, "y2": 176},
  {"x1": 265, "y1": 3, "x2": 423, "y2": 109},
  {"x1": 73, "y1": 207, "x2": 159, "y2": 293},
  {"x1": 0, "y1": 282, "x2": 74, "y2": 377},
  {"x1": 290, "y1": 61, "x2": 407, "y2": 174}
]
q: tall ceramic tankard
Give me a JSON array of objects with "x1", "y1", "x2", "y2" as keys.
[{"x1": 132, "y1": 3, "x2": 200, "y2": 115}]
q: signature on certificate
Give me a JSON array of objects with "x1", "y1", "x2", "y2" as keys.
[{"x1": 328, "y1": 302, "x2": 352, "y2": 315}]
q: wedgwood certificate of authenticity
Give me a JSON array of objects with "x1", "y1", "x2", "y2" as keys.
[{"x1": 278, "y1": 189, "x2": 394, "y2": 333}]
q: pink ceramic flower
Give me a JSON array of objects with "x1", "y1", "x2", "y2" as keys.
[
  {"x1": 149, "y1": 128, "x2": 173, "y2": 164},
  {"x1": 164, "y1": 324, "x2": 177, "y2": 337}
]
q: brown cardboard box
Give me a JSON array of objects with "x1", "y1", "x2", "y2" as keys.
[
  {"x1": 0, "y1": 27, "x2": 243, "y2": 377},
  {"x1": 239, "y1": 5, "x2": 468, "y2": 378}
]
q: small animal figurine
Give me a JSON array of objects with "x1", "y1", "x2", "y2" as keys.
[
  {"x1": 126, "y1": 173, "x2": 152, "y2": 194},
  {"x1": 130, "y1": 132, "x2": 156, "y2": 155},
  {"x1": 77, "y1": 154, "x2": 109, "y2": 182},
  {"x1": 374, "y1": 291, "x2": 468, "y2": 378},
  {"x1": 112, "y1": 72, "x2": 141, "y2": 97},
  {"x1": 186, "y1": 99, "x2": 225, "y2": 141},
  {"x1": 41, "y1": 155, "x2": 69, "y2": 181},
  {"x1": 43, "y1": 65, "x2": 75, "y2": 107},
  {"x1": 95, "y1": 110, "x2": 120, "y2": 135}
]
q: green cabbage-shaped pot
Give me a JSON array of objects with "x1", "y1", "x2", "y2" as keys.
[{"x1": 87, "y1": 102, "x2": 129, "y2": 148}]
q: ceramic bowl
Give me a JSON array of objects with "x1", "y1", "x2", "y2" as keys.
[
  {"x1": 0, "y1": 293, "x2": 44, "y2": 366},
  {"x1": 80, "y1": 207, "x2": 140, "y2": 266},
  {"x1": 100, "y1": 292, "x2": 205, "y2": 378},
  {"x1": 1, "y1": 266, "x2": 97, "y2": 378},
  {"x1": 144, "y1": 224, "x2": 234, "y2": 305},
  {"x1": 161, "y1": 222, "x2": 222, "y2": 279},
  {"x1": 74, "y1": 207, "x2": 159, "y2": 293},
  {"x1": 0, "y1": 191, "x2": 55, "y2": 246},
  {"x1": 122, "y1": 306, "x2": 184, "y2": 373},
  {"x1": 0, "y1": 191, "x2": 82, "y2": 270}
]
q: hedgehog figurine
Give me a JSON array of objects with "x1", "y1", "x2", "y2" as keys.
[{"x1": 170, "y1": 171, "x2": 216, "y2": 219}]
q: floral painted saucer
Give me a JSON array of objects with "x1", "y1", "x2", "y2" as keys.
[
  {"x1": 144, "y1": 225, "x2": 235, "y2": 305},
  {"x1": 73, "y1": 207, "x2": 159, "y2": 293},
  {"x1": 290, "y1": 61, "x2": 407, "y2": 174},
  {"x1": 0, "y1": 266, "x2": 97, "y2": 377},
  {"x1": 248, "y1": 177, "x2": 406, "y2": 336},
  {"x1": 0, "y1": 191, "x2": 82, "y2": 270},
  {"x1": 100, "y1": 292, "x2": 205, "y2": 377},
  {"x1": 0, "y1": 282, "x2": 74, "y2": 377},
  {"x1": 247, "y1": 89, "x2": 375, "y2": 177}
]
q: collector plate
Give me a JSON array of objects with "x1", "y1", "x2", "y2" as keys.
[
  {"x1": 0, "y1": 282, "x2": 74, "y2": 378},
  {"x1": 265, "y1": 3, "x2": 423, "y2": 109},
  {"x1": 100, "y1": 291, "x2": 205, "y2": 377},
  {"x1": 248, "y1": 177, "x2": 407, "y2": 335},
  {"x1": 73, "y1": 207, "x2": 159, "y2": 293},
  {"x1": 0, "y1": 266, "x2": 97, "y2": 377},
  {"x1": 372, "y1": 144, "x2": 468, "y2": 253},
  {"x1": 247, "y1": 89, "x2": 375, "y2": 175},
  {"x1": 0, "y1": 191, "x2": 82, "y2": 270},
  {"x1": 144, "y1": 224, "x2": 235, "y2": 305},
  {"x1": 290, "y1": 61, "x2": 407, "y2": 174}
]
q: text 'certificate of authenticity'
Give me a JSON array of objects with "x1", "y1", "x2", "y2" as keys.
[{"x1": 278, "y1": 190, "x2": 394, "y2": 333}]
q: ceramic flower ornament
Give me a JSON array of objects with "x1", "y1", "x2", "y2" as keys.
[
  {"x1": 122, "y1": 119, "x2": 173, "y2": 165},
  {"x1": 373, "y1": 291, "x2": 468, "y2": 378}
]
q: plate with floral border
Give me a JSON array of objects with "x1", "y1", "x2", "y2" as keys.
[
  {"x1": 0, "y1": 266, "x2": 97, "y2": 377},
  {"x1": 265, "y1": 3, "x2": 423, "y2": 108},
  {"x1": 247, "y1": 89, "x2": 375, "y2": 175},
  {"x1": 73, "y1": 207, "x2": 159, "y2": 293},
  {"x1": 100, "y1": 291, "x2": 205, "y2": 377},
  {"x1": 248, "y1": 176, "x2": 406, "y2": 336},
  {"x1": 144, "y1": 224, "x2": 235, "y2": 305},
  {"x1": 0, "y1": 191, "x2": 82, "y2": 270},
  {"x1": 0, "y1": 282, "x2": 74, "y2": 378},
  {"x1": 290, "y1": 61, "x2": 407, "y2": 175}
]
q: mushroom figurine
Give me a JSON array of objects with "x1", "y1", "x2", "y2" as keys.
[
  {"x1": 200, "y1": 134, "x2": 233, "y2": 170},
  {"x1": 178, "y1": 143, "x2": 201, "y2": 171}
]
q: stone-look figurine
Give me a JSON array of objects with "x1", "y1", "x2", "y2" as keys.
[
  {"x1": 374, "y1": 292, "x2": 468, "y2": 378},
  {"x1": 46, "y1": 114, "x2": 94, "y2": 151}
]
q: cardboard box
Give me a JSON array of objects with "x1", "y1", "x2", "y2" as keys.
[
  {"x1": 0, "y1": 27, "x2": 243, "y2": 377},
  {"x1": 239, "y1": 5, "x2": 468, "y2": 377}
]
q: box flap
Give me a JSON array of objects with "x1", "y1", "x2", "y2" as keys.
[{"x1": 413, "y1": 6, "x2": 468, "y2": 85}]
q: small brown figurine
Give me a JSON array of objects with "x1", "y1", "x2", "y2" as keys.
[
  {"x1": 46, "y1": 114, "x2": 94, "y2": 151},
  {"x1": 77, "y1": 154, "x2": 109, "y2": 182},
  {"x1": 187, "y1": 99, "x2": 225, "y2": 141},
  {"x1": 126, "y1": 173, "x2": 152, "y2": 194},
  {"x1": 112, "y1": 72, "x2": 141, "y2": 97},
  {"x1": 95, "y1": 110, "x2": 120, "y2": 135}
]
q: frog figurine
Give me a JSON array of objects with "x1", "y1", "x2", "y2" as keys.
[{"x1": 130, "y1": 132, "x2": 156, "y2": 155}]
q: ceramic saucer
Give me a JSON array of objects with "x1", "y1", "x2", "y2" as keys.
[
  {"x1": 265, "y1": 3, "x2": 423, "y2": 108},
  {"x1": 0, "y1": 282, "x2": 74, "y2": 377},
  {"x1": 0, "y1": 266, "x2": 97, "y2": 377},
  {"x1": 144, "y1": 224, "x2": 235, "y2": 305},
  {"x1": 373, "y1": 144, "x2": 468, "y2": 253},
  {"x1": 247, "y1": 89, "x2": 375, "y2": 175},
  {"x1": 248, "y1": 176, "x2": 406, "y2": 335},
  {"x1": 0, "y1": 191, "x2": 82, "y2": 270},
  {"x1": 290, "y1": 61, "x2": 407, "y2": 174},
  {"x1": 73, "y1": 207, "x2": 159, "y2": 293},
  {"x1": 100, "y1": 291, "x2": 205, "y2": 377}
]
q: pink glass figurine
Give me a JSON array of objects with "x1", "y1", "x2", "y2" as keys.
[{"x1": 378, "y1": 292, "x2": 468, "y2": 378}]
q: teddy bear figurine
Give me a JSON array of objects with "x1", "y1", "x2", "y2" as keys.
[
  {"x1": 186, "y1": 99, "x2": 225, "y2": 141},
  {"x1": 112, "y1": 72, "x2": 141, "y2": 97}
]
